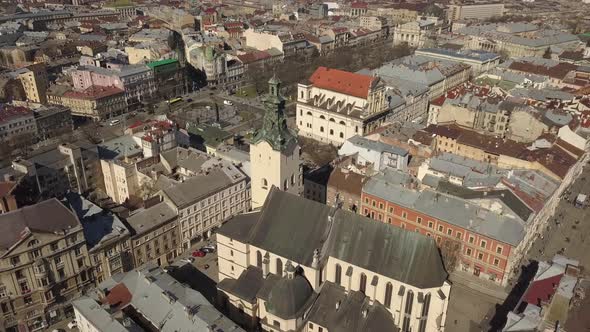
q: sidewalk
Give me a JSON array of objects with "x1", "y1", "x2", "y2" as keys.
[{"x1": 450, "y1": 270, "x2": 508, "y2": 301}]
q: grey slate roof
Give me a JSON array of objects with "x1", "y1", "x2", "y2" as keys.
[
  {"x1": 266, "y1": 271, "x2": 315, "y2": 318},
  {"x1": 220, "y1": 188, "x2": 448, "y2": 289},
  {"x1": 162, "y1": 170, "x2": 233, "y2": 208},
  {"x1": 364, "y1": 176, "x2": 526, "y2": 246},
  {"x1": 64, "y1": 192, "x2": 130, "y2": 250},
  {"x1": 90, "y1": 264, "x2": 244, "y2": 332},
  {"x1": 218, "y1": 266, "x2": 265, "y2": 302},
  {"x1": 347, "y1": 135, "x2": 408, "y2": 156},
  {"x1": 328, "y1": 209, "x2": 447, "y2": 289},
  {"x1": 0, "y1": 198, "x2": 80, "y2": 251},
  {"x1": 217, "y1": 211, "x2": 261, "y2": 243},
  {"x1": 125, "y1": 201, "x2": 177, "y2": 235},
  {"x1": 306, "y1": 282, "x2": 400, "y2": 332}
]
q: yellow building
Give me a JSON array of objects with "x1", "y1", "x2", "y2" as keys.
[{"x1": 14, "y1": 63, "x2": 48, "y2": 104}]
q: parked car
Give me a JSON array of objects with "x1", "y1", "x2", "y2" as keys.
[
  {"x1": 192, "y1": 250, "x2": 206, "y2": 257},
  {"x1": 109, "y1": 119, "x2": 120, "y2": 126},
  {"x1": 67, "y1": 320, "x2": 77, "y2": 329},
  {"x1": 181, "y1": 257, "x2": 195, "y2": 264},
  {"x1": 223, "y1": 100, "x2": 233, "y2": 106},
  {"x1": 200, "y1": 244, "x2": 216, "y2": 253}
]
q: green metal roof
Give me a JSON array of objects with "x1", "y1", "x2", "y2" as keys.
[{"x1": 146, "y1": 58, "x2": 179, "y2": 69}]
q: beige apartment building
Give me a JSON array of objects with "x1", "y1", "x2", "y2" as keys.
[
  {"x1": 447, "y1": 1, "x2": 504, "y2": 21},
  {"x1": 14, "y1": 63, "x2": 48, "y2": 104},
  {"x1": 0, "y1": 199, "x2": 93, "y2": 331},
  {"x1": 101, "y1": 158, "x2": 139, "y2": 204},
  {"x1": 48, "y1": 86, "x2": 126, "y2": 121},
  {"x1": 125, "y1": 199, "x2": 181, "y2": 268},
  {"x1": 296, "y1": 67, "x2": 388, "y2": 146},
  {"x1": 161, "y1": 163, "x2": 250, "y2": 249},
  {"x1": 0, "y1": 105, "x2": 37, "y2": 144}
]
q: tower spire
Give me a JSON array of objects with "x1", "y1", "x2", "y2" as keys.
[{"x1": 251, "y1": 75, "x2": 296, "y2": 151}]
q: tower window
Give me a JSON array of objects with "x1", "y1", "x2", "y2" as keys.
[{"x1": 262, "y1": 178, "x2": 268, "y2": 189}]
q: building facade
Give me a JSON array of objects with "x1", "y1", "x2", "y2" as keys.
[
  {"x1": 15, "y1": 64, "x2": 48, "y2": 104},
  {"x1": 361, "y1": 170, "x2": 525, "y2": 285},
  {"x1": 0, "y1": 200, "x2": 94, "y2": 331},
  {"x1": 0, "y1": 105, "x2": 37, "y2": 144},
  {"x1": 296, "y1": 67, "x2": 388, "y2": 145}
]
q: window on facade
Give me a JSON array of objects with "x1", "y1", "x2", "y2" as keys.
[
  {"x1": 438, "y1": 225, "x2": 444, "y2": 232},
  {"x1": 480, "y1": 240, "x2": 486, "y2": 249},
  {"x1": 478, "y1": 252, "x2": 484, "y2": 260},
  {"x1": 387, "y1": 217, "x2": 392, "y2": 224},
  {"x1": 276, "y1": 258, "x2": 283, "y2": 276},
  {"x1": 256, "y1": 251, "x2": 262, "y2": 268},
  {"x1": 384, "y1": 282, "x2": 393, "y2": 308},
  {"x1": 307, "y1": 111, "x2": 312, "y2": 116},
  {"x1": 493, "y1": 258, "x2": 500, "y2": 266},
  {"x1": 28, "y1": 239, "x2": 39, "y2": 247},
  {"x1": 456, "y1": 232, "x2": 462, "y2": 240},
  {"x1": 466, "y1": 248, "x2": 472, "y2": 256},
  {"x1": 283, "y1": 179, "x2": 288, "y2": 191},
  {"x1": 320, "y1": 115, "x2": 326, "y2": 120},
  {"x1": 402, "y1": 291, "x2": 414, "y2": 332},
  {"x1": 329, "y1": 129, "x2": 334, "y2": 135},
  {"x1": 496, "y1": 246, "x2": 503, "y2": 255},
  {"x1": 469, "y1": 236, "x2": 474, "y2": 244},
  {"x1": 334, "y1": 264, "x2": 342, "y2": 285},
  {"x1": 417, "y1": 293, "x2": 431, "y2": 332},
  {"x1": 10, "y1": 256, "x2": 20, "y2": 265},
  {"x1": 261, "y1": 178, "x2": 268, "y2": 189},
  {"x1": 389, "y1": 207, "x2": 393, "y2": 213},
  {"x1": 447, "y1": 229, "x2": 453, "y2": 236},
  {"x1": 320, "y1": 126, "x2": 324, "y2": 132},
  {"x1": 359, "y1": 273, "x2": 367, "y2": 294},
  {"x1": 428, "y1": 221, "x2": 433, "y2": 228},
  {"x1": 402, "y1": 211, "x2": 407, "y2": 219},
  {"x1": 273, "y1": 320, "x2": 281, "y2": 328}
]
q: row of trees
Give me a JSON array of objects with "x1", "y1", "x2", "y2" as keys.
[{"x1": 245, "y1": 42, "x2": 412, "y2": 98}]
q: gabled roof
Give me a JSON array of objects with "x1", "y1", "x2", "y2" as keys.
[
  {"x1": 0, "y1": 198, "x2": 80, "y2": 252},
  {"x1": 308, "y1": 66, "x2": 376, "y2": 99},
  {"x1": 219, "y1": 189, "x2": 448, "y2": 289}
]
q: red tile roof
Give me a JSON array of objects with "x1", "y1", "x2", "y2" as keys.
[
  {"x1": 351, "y1": 2, "x2": 368, "y2": 9},
  {"x1": 308, "y1": 66, "x2": 376, "y2": 99},
  {"x1": 63, "y1": 86, "x2": 124, "y2": 100},
  {"x1": 0, "y1": 105, "x2": 33, "y2": 124},
  {"x1": 523, "y1": 274, "x2": 563, "y2": 306},
  {"x1": 102, "y1": 283, "x2": 132, "y2": 310},
  {"x1": 236, "y1": 50, "x2": 272, "y2": 64}
]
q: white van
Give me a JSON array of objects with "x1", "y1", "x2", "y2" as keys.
[
  {"x1": 223, "y1": 100, "x2": 233, "y2": 106},
  {"x1": 109, "y1": 119, "x2": 121, "y2": 126}
]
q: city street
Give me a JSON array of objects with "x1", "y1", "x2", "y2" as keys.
[{"x1": 166, "y1": 235, "x2": 220, "y2": 303}]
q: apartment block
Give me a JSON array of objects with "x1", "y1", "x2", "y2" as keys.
[
  {"x1": 13, "y1": 63, "x2": 48, "y2": 104},
  {"x1": 0, "y1": 104, "x2": 36, "y2": 143},
  {"x1": 0, "y1": 199, "x2": 93, "y2": 331},
  {"x1": 361, "y1": 169, "x2": 524, "y2": 285},
  {"x1": 447, "y1": 1, "x2": 504, "y2": 21}
]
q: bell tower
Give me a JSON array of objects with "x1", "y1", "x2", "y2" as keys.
[{"x1": 250, "y1": 75, "x2": 302, "y2": 209}]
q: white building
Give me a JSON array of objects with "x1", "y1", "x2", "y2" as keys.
[
  {"x1": 250, "y1": 76, "x2": 302, "y2": 209},
  {"x1": 296, "y1": 67, "x2": 388, "y2": 145},
  {"x1": 217, "y1": 188, "x2": 451, "y2": 332},
  {"x1": 339, "y1": 135, "x2": 409, "y2": 172}
]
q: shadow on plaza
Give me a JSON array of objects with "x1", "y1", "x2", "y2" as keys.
[
  {"x1": 488, "y1": 261, "x2": 539, "y2": 331},
  {"x1": 168, "y1": 263, "x2": 217, "y2": 303}
]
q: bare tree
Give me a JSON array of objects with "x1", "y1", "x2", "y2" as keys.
[{"x1": 439, "y1": 238, "x2": 462, "y2": 273}]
